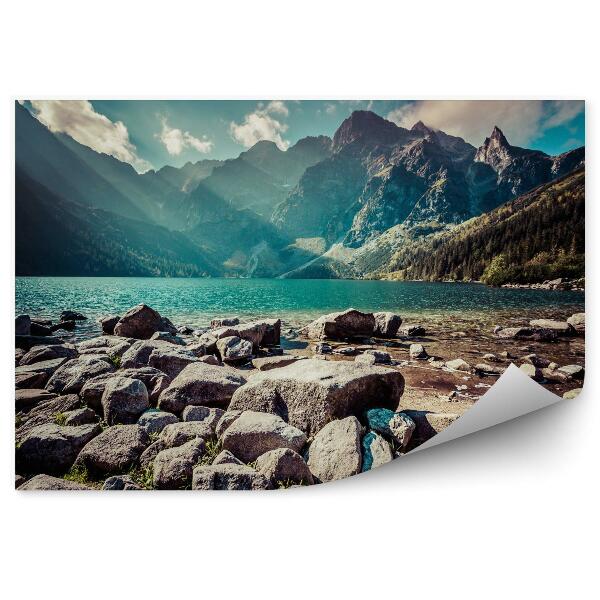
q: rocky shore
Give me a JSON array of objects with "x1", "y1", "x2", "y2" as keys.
[{"x1": 15, "y1": 304, "x2": 585, "y2": 490}]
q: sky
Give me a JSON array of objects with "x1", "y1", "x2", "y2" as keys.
[{"x1": 23, "y1": 99, "x2": 585, "y2": 173}]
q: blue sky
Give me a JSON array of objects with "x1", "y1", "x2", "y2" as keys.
[{"x1": 25, "y1": 100, "x2": 585, "y2": 172}]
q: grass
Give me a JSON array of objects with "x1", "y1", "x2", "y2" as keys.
[
  {"x1": 64, "y1": 464, "x2": 93, "y2": 485},
  {"x1": 108, "y1": 354, "x2": 121, "y2": 368},
  {"x1": 53, "y1": 412, "x2": 68, "y2": 426},
  {"x1": 197, "y1": 439, "x2": 222, "y2": 467},
  {"x1": 15, "y1": 415, "x2": 23, "y2": 429},
  {"x1": 128, "y1": 465, "x2": 153, "y2": 490}
]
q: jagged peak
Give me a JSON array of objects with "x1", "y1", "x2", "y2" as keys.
[
  {"x1": 411, "y1": 120, "x2": 434, "y2": 135},
  {"x1": 332, "y1": 110, "x2": 407, "y2": 152},
  {"x1": 488, "y1": 125, "x2": 509, "y2": 146}
]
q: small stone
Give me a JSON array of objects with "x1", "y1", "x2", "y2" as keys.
[
  {"x1": 137, "y1": 409, "x2": 179, "y2": 435},
  {"x1": 519, "y1": 363, "x2": 543, "y2": 381},
  {"x1": 566, "y1": 313, "x2": 585, "y2": 333},
  {"x1": 332, "y1": 346, "x2": 356, "y2": 356},
  {"x1": 562, "y1": 388, "x2": 582, "y2": 399},
  {"x1": 159, "y1": 421, "x2": 215, "y2": 448},
  {"x1": 475, "y1": 363, "x2": 506, "y2": 375},
  {"x1": 100, "y1": 315, "x2": 120, "y2": 335},
  {"x1": 150, "y1": 331, "x2": 186, "y2": 345},
  {"x1": 252, "y1": 355, "x2": 305, "y2": 371},
  {"x1": 60, "y1": 310, "x2": 87, "y2": 321},
  {"x1": 409, "y1": 343, "x2": 427, "y2": 359},
  {"x1": 557, "y1": 364, "x2": 585, "y2": 380},
  {"x1": 314, "y1": 343, "x2": 332, "y2": 354},
  {"x1": 373, "y1": 312, "x2": 402, "y2": 338},
  {"x1": 181, "y1": 406, "x2": 224, "y2": 429},
  {"x1": 445, "y1": 358, "x2": 471, "y2": 372},
  {"x1": 102, "y1": 475, "x2": 142, "y2": 490},
  {"x1": 215, "y1": 410, "x2": 242, "y2": 438}
]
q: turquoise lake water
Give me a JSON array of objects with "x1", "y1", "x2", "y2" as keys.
[{"x1": 15, "y1": 277, "x2": 585, "y2": 336}]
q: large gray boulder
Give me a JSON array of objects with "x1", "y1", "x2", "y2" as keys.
[
  {"x1": 45, "y1": 356, "x2": 114, "y2": 394},
  {"x1": 301, "y1": 309, "x2": 376, "y2": 341},
  {"x1": 159, "y1": 421, "x2": 215, "y2": 448},
  {"x1": 373, "y1": 312, "x2": 402, "y2": 338},
  {"x1": 529, "y1": 318, "x2": 574, "y2": 335},
  {"x1": 138, "y1": 409, "x2": 179, "y2": 435},
  {"x1": 100, "y1": 315, "x2": 120, "y2": 335},
  {"x1": 228, "y1": 359, "x2": 404, "y2": 437},
  {"x1": 212, "y1": 449, "x2": 244, "y2": 466},
  {"x1": 150, "y1": 331, "x2": 186, "y2": 345},
  {"x1": 158, "y1": 362, "x2": 246, "y2": 414},
  {"x1": 192, "y1": 464, "x2": 272, "y2": 490},
  {"x1": 101, "y1": 377, "x2": 149, "y2": 425},
  {"x1": 19, "y1": 344, "x2": 78, "y2": 366},
  {"x1": 255, "y1": 448, "x2": 314, "y2": 486},
  {"x1": 16, "y1": 394, "x2": 82, "y2": 444},
  {"x1": 16, "y1": 358, "x2": 70, "y2": 388},
  {"x1": 147, "y1": 345, "x2": 199, "y2": 378},
  {"x1": 307, "y1": 417, "x2": 363, "y2": 482},
  {"x1": 15, "y1": 315, "x2": 31, "y2": 336},
  {"x1": 114, "y1": 304, "x2": 176, "y2": 339},
  {"x1": 216, "y1": 336, "x2": 253, "y2": 364},
  {"x1": 18, "y1": 474, "x2": 92, "y2": 491},
  {"x1": 211, "y1": 320, "x2": 268, "y2": 350},
  {"x1": 16, "y1": 422, "x2": 102, "y2": 475},
  {"x1": 558, "y1": 364, "x2": 585, "y2": 380},
  {"x1": 153, "y1": 438, "x2": 206, "y2": 490},
  {"x1": 63, "y1": 407, "x2": 99, "y2": 426},
  {"x1": 566, "y1": 313, "x2": 585, "y2": 333},
  {"x1": 15, "y1": 388, "x2": 56, "y2": 413},
  {"x1": 75, "y1": 425, "x2": 150, "y2": 475},
  {"x1": 222, "y1": 411, "x2": 307, "y2": 463},
  {"x1": 215, "y1": 410, "x2": 243, "y2": 438}
]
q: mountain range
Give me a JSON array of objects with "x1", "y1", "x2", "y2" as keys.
[{"x1": 15, "y1": 103, "x2": 585, "y2": 281}]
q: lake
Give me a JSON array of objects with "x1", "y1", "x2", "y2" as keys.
[{"x1": 15, "y1": 277, "x2": 585, "y2": 338}]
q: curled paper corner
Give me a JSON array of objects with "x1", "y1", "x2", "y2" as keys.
[{"x1": 410, "y1": 364, "x2": 563, "y2": 454}]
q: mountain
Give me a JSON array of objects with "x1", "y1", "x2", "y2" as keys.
[
  {"x1": 15, "y1": 170, "x2": 218, "y2": 277},
  {"x1": 15, "y1": 103, "x2": 149, "y2": 223},
  {"x1": 151, "y1": 159, "x2": 223, "y2": 193}
]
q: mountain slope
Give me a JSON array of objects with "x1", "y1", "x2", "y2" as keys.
[
  {"x1": 369, "y1": 168, "x2": 585, "y2": 283},
  {"x1": 15, "y1": 170, "x2": 218, "y2": 277}
]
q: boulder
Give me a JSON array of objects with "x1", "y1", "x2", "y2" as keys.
[
  {"x1": 222, "y1": 411, "x2": 307, "y2": 463},
  {"x1": 522, "y1": 354, "x2": 551, "y2": 368},
  {"x1": 215, "y1": 410, "x2": 243, "y2": 438},
  {"x1": 255, "y1": 447, "x2": 314, "y2": 486},
  {"x1": 191, "y1": 464, "x2": 272, "y2": 490},
  {"x1": 15, "y1": 371, "x2": 47, "y2": 389},
  {"x1": 261, "y1": 319, "x2": 281, "y2": 347},
  {"x1": 314, "y1": 343, "x2": 332, "y2": 354},
  {"x1": 120, "y1": 340, "x2": 172, "y2": 369},
  {"x1": 529, "y1": 319, "x2": 574, "y2": 336},
  {"x1": 63, "y1": 407, "x2": 99, "y2": 426},
  {"x1": 365, "y1": 408, "x2": 416, "y2": 449},
  {"x1": 302, "y1": 309, "x2": 376, "y2": 341},
  {"x1": 306, "y1": 417, "x2": 363, "y2": 482},
  {"x1": 333, "y1": 346, "x2": 357, "y2": 356},
  {"x1": 30, "y1": 322, "x2": 53, "y2": 336},
  {"x1": 197, "y1": 355, "x2": 221, "y2": 366},
  {"x1": 138, "y1": 409, "x2": 179, "y2": 435},
  {"x1": 51, "y1": 320, "x2": 76, "y2": 332},
  {"x1": 16, "y1": 358, "x2": 69, "y2": 388},
  {"x1": 60, "y1": 310, "x2": 87, "y2": 321},
  {"x1": 557, "y1": 364, "x2": 585, "y2": 380},
  {"x1": 398, "y1": 324, "x2": 426, "y2": 337},
  {"x1": 158, "y1": 362, "x2": 246, "y2": 414},
  {"x1": 16, "y1": 335, "x2": 65, "y2": 351},
  {"x1": 102, "y1": 475, "x2": 142, "y2": 490},
  {"x1": 216, "y1": 336, "x2": 253, "y2": 364},
  {"x1": 16, "y1": 394, "x2": 82, "y2": 444},
  {"x1": 159, "y1": 421, "x2": 216, "y2": 448},
  {"x1": 228, "y1": 359, "x2": 404, "y2": 437},
  {"x1": 182, "y1": 406, "x2": 224, "y2": 430},
  {"x1": 358, "y1": 349, "x2": 391, "y2": 364},
  {"x1": 19, "y1": 344, "x2": 78, "y2": 366},
  {"x1": 18, "y1": 474, "x2": 91, "y2": 491},
  {"x1": 45, "y1": 356, "x2": 114, "y2": 394},
  {"x1": 153, "y1": 438, "x2": 206, "y2": 490},
  {"x1": 482, "y1": 353, "x2": 500, "y2": 363},
  {"x1": 139, "y1": 440, "x2": 167, "y2": 469},
  {"x1": 475, "y1": 363, "x2": 506, "y2": 375},
  {"x1": 147, "y1": 345, "x2": 199, "y2": 378},
  {"x1": 150, "y1": 331, "x2": 186, "y2": 345},
  {"x1": 100, "y1": 315, "x2": 120, "y2": 335},
  {"x1": 210, "y1": 317, "x2": 239, "y2": 328},
  {"x1": 355, "y1": 353, "x2": 376, "y2": 366},
  {"x1": 373, "y1": 312, "x2": 402, "y2": 338},
  {"x1": 15, "y1": 314, "x2": 31, "y2": 336},
  {"x1": 113, "y1": 304, "x2": 176, "y2": 339},
  {"x1": 361, "y1": 432, "x2": 394, "y2": 472},
  {"x1": 16, "y1": 423, "x2": 101, "y2": 474},
  {"x1": 495, "y1": 327, "x2": 533, "y2": 339},
  {"x1": 401, "y1": 410, "x2": 459, "y2": 446},
  {"x1": 445, "y1": 358, "x2": 471, "y2": 372},
  {"x1": 15, "y1": 389, "x2": 57, "y2": 413},
  {"x1": 211, "y1": 321, "x2": 268, "y2": 350},
  {"x1": 566, "y1": 313, "x2": 585, "y2": 333},
  {"x1": 409, "y1": 343, "x2": 427, "y2": 359},
  {"x1": 75, "y1": 425, "x2": 150, "y2": 475},
  {"x1": 101, "y1": 377, "x2": 149, "y2": 425},
  {"x1": 212, "y1": 449, "x2": 244, "y2": 466},
  {"x1": 519, "y1": 363, "x2": 543, "y2": 381},
  {"x1": 252, "y1": 355, "x2": 305, "y2": 371}
]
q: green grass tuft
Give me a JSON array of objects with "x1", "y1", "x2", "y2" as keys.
[
  {"x1": 197, "y1": 439, "x2": 222, "y2": 467},
  {"x1": 128, "y1": 465, "x2": 153, "y2": 490},
  {"x1": 64, "y1": 464, "x2": 91, "y2": 485},
  {"x1": 53, "y1": 412, "x2": 68, "y2": 426},
  {"x1": 108, "y1": 354, "x2": 121, "y2": 369}
]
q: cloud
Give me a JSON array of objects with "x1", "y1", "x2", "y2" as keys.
[
  {"x1": 156, "y1": 117, "x2": 213, "y2": 156},
  {"x1": 229, "y1": 101, "x2": 290, "y2": 150},
  {"x1": 387, "y1": 100, "x2": 584, "y2": 147},
  {"x1": 325, "y1": 103, "x2": 337, "y2": 115},
  {"x1": 30, "y1": 100, "x2": 152, "y2": 173}
]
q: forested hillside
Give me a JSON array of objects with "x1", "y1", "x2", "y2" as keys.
[{"x1": 376, "y1": 168, "x2": 584, "y2": 284}]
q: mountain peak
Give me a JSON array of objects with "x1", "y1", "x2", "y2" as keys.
[
  {"x1": 332, "y1": 110, "x2": 408, "y2": 152},
  {"x1": 411, "y1": 120, "x2": 434, "y2": 135},
  {"x1": 489, "y1": 125, "x2": 509, "y2": 146}
]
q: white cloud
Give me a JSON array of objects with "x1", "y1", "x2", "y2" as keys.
[
  {"x1": 156, "y1": 117, "x2": 213, "y2": 156},
  {"x1": 229, "y1": 101, "x2": 290, "y2": 150},
  {"x1": 386, "y1": 100, "x2": 584, "y2": 147},
  {"x1": 325, "y1": 103, "x2": 337, "y2": 115},
  {"x1": 30, "y1": 100, "x2": 152, "y2": 173}
]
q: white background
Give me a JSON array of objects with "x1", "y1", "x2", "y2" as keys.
[{"x1": 0, "y1": 1, "x2": 597, "y2": 598}]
